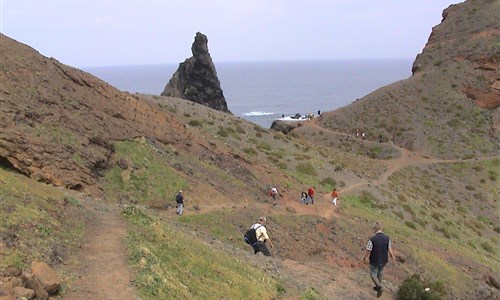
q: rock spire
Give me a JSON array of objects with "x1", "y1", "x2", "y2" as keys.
[{"x1": 161, "y1": 32, "x2": 231, "y2": 113}]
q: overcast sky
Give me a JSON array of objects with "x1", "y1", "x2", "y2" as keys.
[{"x1": 1, "y1": 0, "x2": 462, "y2": 68}]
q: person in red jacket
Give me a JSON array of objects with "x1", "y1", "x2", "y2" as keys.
[
  {"x1": 307, "y1": 186, "x2": 315, "y2": 205},
  {"x1": 331, "y1": 188, "x2": 339, "y2": 206}
]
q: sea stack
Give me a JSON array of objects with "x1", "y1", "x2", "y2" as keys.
[{"x1": 162, "y1": 32, "x2": 231, "y2": 113}]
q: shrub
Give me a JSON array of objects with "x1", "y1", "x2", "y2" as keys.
[
  {"x1": 243, "y1": 147, "x2": 257, "y2": 156},
  {"x1": 319, "y1": 177, "x2": 336, "y2": 190},
  {"x1": 296, "y1": 162, "x2": 317, "y2": 176},
  {"x1": 405, "y1": 221, "x2": 416, "y2": 230},
  {"x1": 435, "y1": 214, "x2": 446, "y2": 223},
  {"x1": 393, "y1": 210, "x2": 404, "y2": 220},
  {"x1": 456, "y1": 205, "x2": 468, "y2": 214},
  {"x1": 398, "y1": 274, "x2": 445, "y2": 300},
  {"x1": 358, "y1": 191, "x2": 379, "y2": 209},
  {"x1": 217, "y1": 127, "x2": 228, "y2": 137},
  {"x1": 188, "y1": 119, "x2": 202, "y2": 127},
  {"x1": 257, "y1": 142, "x2": 272, "y2": 151},
  {"x1": 481, "y1": 241, "x2": 495, "y2": 254}
]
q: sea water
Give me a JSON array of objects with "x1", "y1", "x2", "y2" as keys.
[{"x1": 83, "y1": 59, "x2": 412, "y2": 128}]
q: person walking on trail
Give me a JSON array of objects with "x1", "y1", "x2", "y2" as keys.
[
  {"x1": 250, "y1": 217, "x2": 274, "y2": 257},
  {"x1": 301, "y1": 192, "x2": 308, "y2": 205},
  {"x1": 362, "y1": 221, "x2": 395, "y2": 298},
  {"x1": 175, "y1": 190, "x2": 184, "y2": 215},
  {"x1": 308, "y1": 186, "x2": 315, "y2": 205},
  {"x1": 269, "y1": 187, "x2": 282, "y2": 206},
  {"x1": 331, "y1": 188, "x2": 339, "y2": 206}
]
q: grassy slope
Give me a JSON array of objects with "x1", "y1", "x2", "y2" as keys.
[
  {"x1": 123, "y1": 207, "x2": 281, "y2": 299},
  {"x1": 0, "y1": 166, "x2": 88, "y2": 271},
  {"x1": 1, "y1": 93, "x2": 498, "y2": 298},
  {"x1": 98, "y1": 105, "x2": 498, "y2": 298}
]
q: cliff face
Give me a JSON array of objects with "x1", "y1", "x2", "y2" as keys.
[
  {"x1": 412, "y1": 0, "x2": 500, "y2": 109},
  {"x1": 316, "y1": 0, "x2": 499, "y2": 159},
  {"x1": 161, "y1": 32, "x2": 231, "y2": 113},
  {"x1": 0, "y1": 34, "x2": 188, "y2": 194}
]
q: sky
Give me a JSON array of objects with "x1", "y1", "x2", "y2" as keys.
[{"x1": 1, "y1": 0, "x2": 463, "y2": 68}]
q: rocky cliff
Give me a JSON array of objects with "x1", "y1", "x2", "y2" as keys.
[
  {"x1": 161, "y1": 32, "x2": 231, "y2": 113},
  {"x1": 315, "y1": 0, "x2": 499, "y2": 159},
  {"x1": 0, "y1": 34, "x2": 190, "y2": 194}
]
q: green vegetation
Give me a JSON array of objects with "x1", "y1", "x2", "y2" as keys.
[
  {"x1": 0, "y1": 167, "x2": 85, "y2": 270},
  {"x1": 242, "y1": 147, "x2": 257, "y2": 157},
  {"x1": 178, "y1": 210, "x2": 241, "y2": 243},
  {"x1": 123, "y1": 207, "x2": 279, "y2": 299},
  {"x1": 300, "y1": 287, "x2": 325, "y2": 300},
  {"x1": 103, "y1": 139, "x2": 186, "y2": 205},
  {"x1": 296, "y1": 162, "x2": 317, "y2": 176},
  {"x1": 397, "y1": 274, "x2": 445, "y2": 300},
  {"x1": 188, "y1": 119, "x2": 202, "y2": 127},
  {"x1": 319, "y1": 177, "x2": 336, "y2": 191}
]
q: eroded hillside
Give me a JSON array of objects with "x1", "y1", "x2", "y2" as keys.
[
  {"x1": 0, "y1": 1, "x2": 499, "y2": 299},
  {"x1": 315, "y1": 0, "x2": 499, "y2": 159}
]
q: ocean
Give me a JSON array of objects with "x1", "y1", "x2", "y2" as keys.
[{"x1": 83, "y1": 59, "x2": 412, "y2": 128}]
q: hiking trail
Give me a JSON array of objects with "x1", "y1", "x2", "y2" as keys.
[
  {"x1": 62, "y1": 120, "x2": 499, "y2": 299},
  {"x1": 62, "y1": 198, "x2": 139, "y2": 300}
]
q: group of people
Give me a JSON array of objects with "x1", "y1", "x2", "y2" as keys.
[
  {"x1": 357, "y1": 129, "x2": 396, "y2": 146},
  {"x1": 174, "y1": 189, "x2": 394, "y2": 297},
  {"x1": 247, "y1": 216, "x2": 394, "y2": 297},
  {"x1": 300, "y1": 186, "x2": 316, "y2": 204},
  {"x1": 300, "y1": 186, "x2": 338, "y2": 206},
  {"x1": 355, "y1": 128, "x2": 367, "y2": 139}
]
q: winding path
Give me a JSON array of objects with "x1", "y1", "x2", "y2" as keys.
[{"x1": 63, "y1": 120, "x2": 498, "y2": 299}]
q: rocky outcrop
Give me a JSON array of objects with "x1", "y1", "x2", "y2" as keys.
[
  {"x1": 161, "y1": 32, "x2": 230, "y2": 113},
  {"x1": 0, "y1": 261, "x2": 61, "y2": 300},
  {"x1": 315, "y1": 0, "x2": 500, "y2": 159},
  {"x1": 0, "y1": 34, "x2": 189, "y2": 195},
  {"x1": 270, "y1": 120, "x2": 300, "y2": 134}
]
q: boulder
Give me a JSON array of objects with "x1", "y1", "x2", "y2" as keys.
[
  {"x1": 162, "y1": 32, "x2": 231, "y2": 113},
  {"x1": 13, "y1": 286, "x2": 35, "y2": 299},
  {"x1": 486, "y1": 273, "x2": 500, "y2": 290},
  {"x1": 22, "y1": 275, "x2": 48, "y2": 300},
  {"x1": 270, "y1": 120, "x2": 299, "y2": 134},
  {"x1": 30, "y1": 261, "x2": 60, "y2": 295},
  {"x1": 0, "y1": 280, "x2": 14, "y2": 295},
  {"x1": 0, "y1": 294, "x2": 15, "y2": 300},
  {"x1": 3, "y1": 267, "x2": 22, "y2": 277}
]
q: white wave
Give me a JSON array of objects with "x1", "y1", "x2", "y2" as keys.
[
  {"x1": 276, "y1": 116, "x2": 309, "y2": 122},
  {"x1": 242, "y1": 111, "x2": 275, "y2": 116}
]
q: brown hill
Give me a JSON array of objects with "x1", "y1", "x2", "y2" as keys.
[
  {"x1": 312, "y1": 0, "x2": 499, "y2": 160},
  {"x1": 0, "y1": 34, "x2": 235, "y2": 196},
  {"x1": 0, "y1": 1, "x2": 499, "y2": 299}
]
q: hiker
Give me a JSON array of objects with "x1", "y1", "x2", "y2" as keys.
[
  {"x1": 175, "y1": 190, "x2": 184, "y2": 215},
  {"x1": 250, "y1": 216, "x2": 274, "y2": 257},
  {"x1": 269, "y1": 186, "x2": 282, "y2": 206},
  {"x1": 307, "y1": 186, "x2": 315, "y2": 205},
  {"x1": 362, "y1": 221, "x2": 395, "y2": 298},
  {"x1": 331, "y1": 188, "x2": 339, "y2": 206},
  {"x1": 300, "y1": 191, "x2": 308, "y2": 205},
  {"x1": 361, "y1": 132, "x2": 366, "y2": 140},
  {"x1": 356, "y1": 128, "x2": 360, "y2": 138}
]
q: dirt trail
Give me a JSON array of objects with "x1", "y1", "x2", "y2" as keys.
[
  {"x1": 63, "y1": 120, "x2": 498, "y2": 299},
  {"x1": 63, "y1": 198, "x2": 139, "y2": 300}
]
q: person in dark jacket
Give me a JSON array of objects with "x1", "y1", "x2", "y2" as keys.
[
  {"x1": 175, "y1": 190, "x2": 184, "y2": 215},
  {"x1": 362, "y1": 222, "x2": 395, "y2": 297}
]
